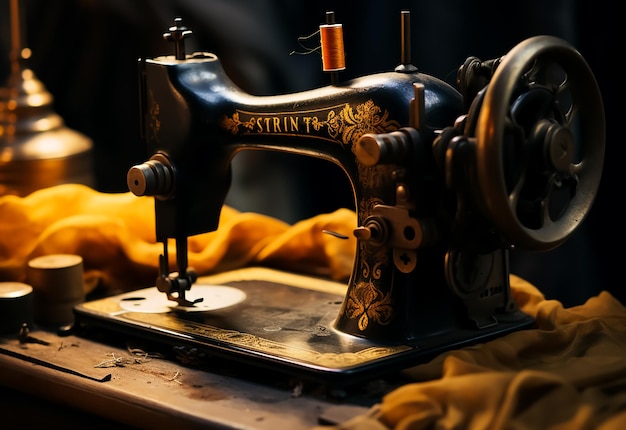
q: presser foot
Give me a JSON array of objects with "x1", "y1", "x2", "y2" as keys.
[
  {"x1": 156, "y1": 270, "x2": 204, "y2": 307},
  {"x1": 165, "y1": 292, "x2": 203, "y2": 308}
]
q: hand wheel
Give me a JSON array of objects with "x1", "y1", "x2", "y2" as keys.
[{"x1": 475, "y1": 35, "x2": 605, "y2": 251}]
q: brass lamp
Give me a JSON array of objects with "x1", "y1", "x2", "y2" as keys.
[{"x1": 0, "y1": 0, "x2": 94, "y2": 196}]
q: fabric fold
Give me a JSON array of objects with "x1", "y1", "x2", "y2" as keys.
[
  {"x1": 0, "y1": 184, "x2": 355, "y2": 293},
  {"x1": 319, "y1": 278, "x2": 626, "y2": 430}
]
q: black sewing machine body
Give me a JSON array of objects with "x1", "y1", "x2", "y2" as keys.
[
  {"x1": 75, "y1": 13, "x2": 604, "y2": 386},
  {"x1": 137, "y1": 51, "x2": 494, "y2": 340},
  {"x1": 139, "y1": 53, "x2": 458, "y2": 238}
]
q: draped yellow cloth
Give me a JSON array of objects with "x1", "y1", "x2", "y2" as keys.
[
  {"x1": 0, "y1": 184, "x2": 356, "y2": 293},
  {"x1": 1, "y1": 184, "x2": 625, "y2": 429},
  {"x1": 316, "y1": 280, "x2": 626, "y2": 430}
]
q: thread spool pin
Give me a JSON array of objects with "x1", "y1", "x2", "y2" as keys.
[{"x1": 320, "y1": 11, "x2": 345, "y2": 84}]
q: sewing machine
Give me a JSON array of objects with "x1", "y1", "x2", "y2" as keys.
[{"x1": 74, "y1": 11, "x2": 605, "y2": 387}]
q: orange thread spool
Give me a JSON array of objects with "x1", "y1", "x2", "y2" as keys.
[{"x1": 319, "y1": 24, "x2": 345, "y2": 72}]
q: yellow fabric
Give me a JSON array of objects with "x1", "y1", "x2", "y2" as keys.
[
  {"x1": 0, "y1": 184, "x2": 356, "y2": 293},
  {"x1": 1, "y1": 184, "x2": 625, "y2": 429},
  {"x1": 322, "y1": 280, "x2": 626, "y2": 430}
]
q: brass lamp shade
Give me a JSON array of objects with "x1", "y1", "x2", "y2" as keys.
[{"x1": 0, "y1": 63, "x2": 94, "y2": 197}]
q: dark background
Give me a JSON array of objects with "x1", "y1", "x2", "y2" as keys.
[{"x1": 0, "y1": 0, "x2": 622, "y2": 306}]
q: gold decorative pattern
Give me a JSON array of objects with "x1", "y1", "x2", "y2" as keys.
[
  {"x1": 147, "y1": 89, "x2": 161, "y2": 143},
  {"x1": 344, "y1": 278, "x2": 393, "y2": 331},
  {"x1": 123, "y1": 312, "x2": 410, "y2": 368},
  {"x1": 342, "y1": 196, "x2": 394, "y2": 332},
  {"x1": 221, "y1": 99, "x2": 400, "y2": 146}
]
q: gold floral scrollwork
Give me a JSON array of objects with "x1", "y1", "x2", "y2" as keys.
[
  {"x1": 147, "y1": 89, "x2": 161, "y2": 143},
  {"x1": 345, "y1": 279, "x2": 393, "y2": 331},
  {"x1": 222, "y1": 112, "x2": 256, "y2": 133},
  {"x1": 220, "y1": 99, "x2": 400, "y2": 147},
  {"x1": 122, "y1": 311, "x2": 409, "y2": 369},
  {"x1": 327, "y1": 99, "x2": 399, "y2": 145}
]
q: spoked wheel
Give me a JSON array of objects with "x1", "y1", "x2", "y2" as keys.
[{"x1": 475, "y1": 35, "x2": 605, "y2": 251}]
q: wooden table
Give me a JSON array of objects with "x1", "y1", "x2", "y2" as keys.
[{"x1": 0, "y1": 327, "x2": 386, "y2": 429}]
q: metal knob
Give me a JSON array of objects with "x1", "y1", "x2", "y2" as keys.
[
  {"x1": 355, "y1": 127, "x2": 418, "y2": 166},
  {"x1": 353, "y1": 217, "x2": 387, "y2": 245},
  {"x1": 127, "y1": 153, "x2": 174, "y2": 199}
]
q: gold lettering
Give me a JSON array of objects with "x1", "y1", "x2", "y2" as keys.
[{"x1": 224, "y1": 100, "x2": 397, "y2": 143}]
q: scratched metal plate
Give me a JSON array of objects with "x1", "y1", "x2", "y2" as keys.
[{"x1": 74, "y1": 267, "x2": 532, "y2": 386}]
